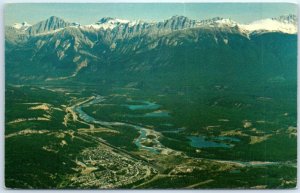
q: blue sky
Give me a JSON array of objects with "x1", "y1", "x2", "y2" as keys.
[{"x1": 4, "y1": 3, "x2": 297, "y2": 25}]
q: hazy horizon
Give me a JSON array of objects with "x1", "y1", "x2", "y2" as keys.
[{"x1": 4, "y1": 3, "x2": 297, "y2": 25}]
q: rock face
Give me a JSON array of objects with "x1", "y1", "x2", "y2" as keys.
[
  {"x1": 156, "y1": 15, "x2": 198, "y2": 31},
  {"x1": 27, "y1": 16, "x2": 78, "y2": 35},
  {"x1": 273, "y1": 14, "x2": 297, "y2": 25},
  {"x1": 5, "y1": 15, "x2": 297, "y2": 86}
]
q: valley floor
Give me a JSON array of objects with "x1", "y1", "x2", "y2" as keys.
[{"x1": 5, "y1": 84, "x2": 297, "y2": 189}]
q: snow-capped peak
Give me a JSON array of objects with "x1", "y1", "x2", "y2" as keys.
[
  {"x1": 84, "y1": 17, "x2": 130, "y2": 30},
  {"x1": 13, "y1": 21, "x2": 31, "y2": 30},
  {"x1": 214, "y1": 18, "x2": 238, "y2": 27},
  {"x1": 239, "y1": 17, "x2": 297, "y2": 34},
  {"x1": 97, "y1": 17, "x2": 130, "y2": 25},
  {"x1": 197, "y1": 15, "x2": 297, "y2": 34},
  {"x1": 198, "y1": 17, "x2": 238, "y2": 27},
  {"x1": 83, "y1": 17, "x2": 146, "y2": 30}
]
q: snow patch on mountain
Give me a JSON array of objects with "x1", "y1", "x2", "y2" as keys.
[
  {"x1": 199, "y1": 16, "x2": 296, "y2": 34},
  {"x1": 216, "y1": 18, "x2": 235, "y2": 24},
  {"x1": 13, "y1": 22, "x2": 31, "y2": 31},
  {"x1": 84, "y1": 17, "x2": 131, "y2": 30},
  {"x1": 214, "y1": 18, "x2": 238, "y2": 27},
  {"x1": 239, "y1": 18, "x2": 297, "y2": 34}
]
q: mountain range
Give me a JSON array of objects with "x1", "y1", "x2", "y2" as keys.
[
  {"x1": 8, "y1": 14, "x2": 297, "y2": 36},
  {"x1": 5, "y1": 15, "x2": 297, "y2": 88}
]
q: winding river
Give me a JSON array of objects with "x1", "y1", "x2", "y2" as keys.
[{"x1": 72, "y1": 96, "x2": 161, "y2": 154}]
